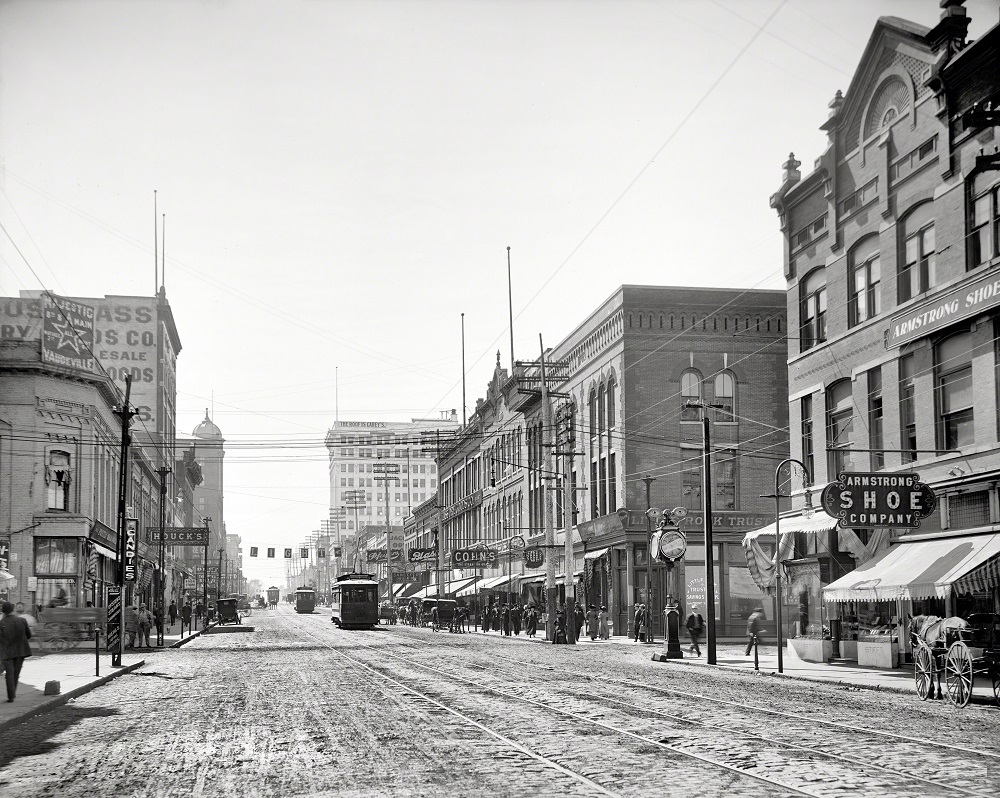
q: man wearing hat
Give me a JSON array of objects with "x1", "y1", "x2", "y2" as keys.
[
  {"x1": 0, "y1": 601, "x2": 32, "y2": 702},
  {"x1": 685, "y1": 604, "x2": 704, "y2": 656},
  {"x1": 745, "y1": 607, "x2": 766, "y2": 655},
  {"x1": 136, "y1": 603, "x2": 154, "y2": 648}
]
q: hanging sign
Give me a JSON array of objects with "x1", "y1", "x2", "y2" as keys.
[
  {"x1": 522, "y1": 547, "x2": 544, "y2": 568},
  {"x1": 146, "y1": 527, "x2": 210, "y2": 545},
  {"x1": 821, "y1": 472, "x2": 937, "y2": 528},
  {"x1": 452, "y1": 547, "x2": 497, "y2": 566},
  {"x1": 408, "y1": 548, "x2": 436, "y2": 564},
  {"x1": 123, "y1": 519, "x2": 138, "y2": 582},
  {"x1": 106, "y1": 586, "x2": 122, "y2": 652}
]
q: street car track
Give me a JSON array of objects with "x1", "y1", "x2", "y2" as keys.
[
  {"x1": 299, "y1": 620, "x2": 999, "y2": 797},
  {"x1": 285, "y1": 614, "x2": 872, "y2": 798},
  {"x1": 484, "y1": 650, "x2": 1000, "y2": 760},
  {"x1": 282, "y1": 614, "x2": 619, "y2": 797}
]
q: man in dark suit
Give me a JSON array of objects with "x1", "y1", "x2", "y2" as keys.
[{"x1": 0, "y1": 601, "x2": 33, "y2": 702}]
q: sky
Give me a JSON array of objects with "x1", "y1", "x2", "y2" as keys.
[{"x1": 2, "y1": 0, "x2": 997, "y2": 585}]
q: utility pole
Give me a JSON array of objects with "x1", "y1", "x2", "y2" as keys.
[
  {"x1": 563, "y1": 443, "x2": 576, "y2": 644},
  {"x1": 111, "y1": 375, "x2": 138, "y2": 668},
  {"x1": 687, "y1": 401, "x2": 722, "y2": 665},
  {"x1": 202, "y1": 517, "x2": 211, "y2": 629},
  {"x1": 217, "y1": 546, "x2": 224, "y2": 607},
  {"x1": 154, "y1": 465, "x2": 171, "y2": 647},
  {"x1": 539, "y1": 335, "x2": 557, "y2": 641},
  {"x1": 374, "y1": 457, "x2": 400, "y2": 598}
]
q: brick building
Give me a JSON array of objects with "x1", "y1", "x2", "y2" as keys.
[{"x1": 768, "y1": 1, "x2": 1000, "y2": 651}]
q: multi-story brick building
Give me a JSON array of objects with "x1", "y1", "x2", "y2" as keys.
[
  {"x1": 769, "y1": 1, "x2": 1000, "y2": 649},
  {"x1": 0, "y1": 289, "x2": 183, "y2": 611}
]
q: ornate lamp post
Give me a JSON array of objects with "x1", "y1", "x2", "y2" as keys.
[{"x1": 762, "y1": 458, "x2": 813, "y2": 674}]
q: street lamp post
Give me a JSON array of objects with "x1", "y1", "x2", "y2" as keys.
[
  {"x1": 762, "y1": 458, "x2": 812, "y2": 674},
  {"x1": 642, "y1": 476, "x2": 656, "y2": 644}
]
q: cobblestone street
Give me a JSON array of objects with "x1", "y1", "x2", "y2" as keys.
[{"x1": 1, "y1": 607, "x2": 998, "y2": 797}]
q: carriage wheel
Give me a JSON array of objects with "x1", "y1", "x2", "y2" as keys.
[
  {"x1": 945, "y1": 642, "x2": 974, "y2": 708},
  {"x1": 914, "y1": 644, "x2": 934, "y2": 701}
]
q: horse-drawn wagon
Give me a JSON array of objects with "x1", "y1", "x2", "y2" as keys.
[{"x1": 911, "y1": 613, "x2": 1000, "y2": 707}]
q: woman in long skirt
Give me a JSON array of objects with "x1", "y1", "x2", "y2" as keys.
[
  {"x1": 598, "y1": 605, "x2": 610, "y2": 639},
  {"x1": 586, "y1": 604, "x2": 599, "y2": 640}
]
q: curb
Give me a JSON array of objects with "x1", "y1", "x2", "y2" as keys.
[
  {"x1": 168, "y1": 622, "x2": 217, "y2": 648},
  {"x1": 0, "y1": 658, "x2": 147, "y2": 734}
]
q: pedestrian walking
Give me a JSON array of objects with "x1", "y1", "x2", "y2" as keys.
[
  {"x1": 685, "y1": 605, "x2": 705, "y2": 656},
  {"x1": 574, "y1": 604, "x2": 585, "y2": 641},
  {"x1": 14, "y1": 602, "x2": 37, "y2": 634},
  {"x1": 501, "y1": 604, "x2": 511, "y2": 636},
  {"x1": 586, "y1": 604, "x2": 599, "y2": 640},
  {"x1": 195, "y1": 601, "x2": 204, "y2": 623},
  {"x1": 525, "y1": 606, "x2": 537, "y2": 637},
  {"x1": 598, "y1": 605, "x2": 610, "y2": 640},
  {"x1": 511, "y1": 604, "x2": 521, "y2": 636},
  {"x1": 633, "y1": 604, "x2": 644, "y2": 642},
  {"x1": 136, "y1": 604, "x2": 153, "y2": 647},
  {"x1": 553, "y1": 609, "x2": 567, "y2": 644},
  {"x1": 168, "y1": 601, "x2": 178, "y2": 628},
  {"x1": 153, "y1": 605, "x2": 164, "y2": 638},
  {"x1": 124, "y1": 604, "x2": 139, "y2": 649},
  {"x1": 181, "y1": 602, "x2": 192, "y2": 631},
  {"x1": 0, "y1": 601, "x2": 33, "y2": 702},
  {"x1": 745, "y1": 607, "x2": 766, "y2": 655}
]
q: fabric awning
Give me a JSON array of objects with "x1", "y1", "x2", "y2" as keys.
[
  {"x1": 411, "y1": 576, "x2": 479, "y2": 599},
  {"x1": 742, "y1": 510, "x2": 839, "y2": 542},
  {"x1": 478, "y1": 573, "x2": 518, "y2": 591},
  {"x1": 397, "y1": 582, "x2": 425, "y2": 599},
  {"x1": 584, "y1": 547, "x2": 610, "y2": 560},
  {"x1": 455, "y1": 578, "x2": 482, "y2": 597},
  {"x1": 823, "y1": 530, "x2": 1000, "y2": 602}
]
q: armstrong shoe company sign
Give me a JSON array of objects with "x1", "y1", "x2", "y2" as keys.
[
  {"x1": 886, "y1": 270, "x2": 1000, "y2": 348},
  {"x1": 821, "y1": 472, "x2": 936, "y2": 528}
]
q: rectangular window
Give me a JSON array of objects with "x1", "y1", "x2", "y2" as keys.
[
  {"x1": 839, "y1": 178, "x2": 878, "y2": 217},
  {"x1": 868, "y1": 367, "x2": 884, "y2": 470},
  {"x1": 936, "y1": 334, "x2": 974, "y2": 451},
  {"x1": 900, "y1": 225, "x2": 936, "y2": 302},
  {"x1": 682, "y1": 452, "x2": 702, "y2": 511},
  {"x1": 801, "y1": 395, "x2": 814, "y2": 480},
  {"x1": 598, "y1": 456, "x2": 607, "y2": 516},
  {"x1": 849, "y1": 255, "x2": 880, "y2": 326},
  {"x1": 35, "y1": 537, "x2": 79, "y2": 574},
  {"x1": 590, "y1": 461, "x2": 598, "y2": 517},
  {"x1": 713, "y1": 449, "x2": 737, "y2": 510},
  {"x1": 971, "y1": 186, "x2": 999, "y2": 267},
  {"x1": 950, "y1": 490, "x2": 990, "y2": 529},
  {"x1": 900, "y1": 355, "x2": 917, "y2": 462},
  {"x1": 790, "y1": 213, "x2": 828, "y2": 250},
  {"x1": 608, "y1": 452, "x2": 617, "y2": 513},
  {"x1": 891, "y1": 136, "x2": 938, "y2": 183},
  {"x1": 46, "y1": 451, "x2": 72, "y2": 511}
]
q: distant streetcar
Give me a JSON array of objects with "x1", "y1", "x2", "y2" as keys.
[
  {"x1": 294, "y1": 587, "x2": 317, "y2": 614},
  {"x1": 330, "y1": 573, "x2": 379, "y2": 629}
]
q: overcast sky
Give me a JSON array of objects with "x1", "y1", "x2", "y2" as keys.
[{"x1": 2, "y1": 0, "x2": 997, "y2": 585}]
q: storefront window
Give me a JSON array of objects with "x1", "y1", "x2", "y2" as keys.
[
  {"x1": 37, "y1": 577, "x2": 76, "y2": 609},
  {"x1": 35, "y1": 537, "x2": 78, "y2": 575}
]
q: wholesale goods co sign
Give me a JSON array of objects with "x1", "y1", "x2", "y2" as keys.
[{"x1": 821, "y1": 472, "x2": 936, "y2": 529}]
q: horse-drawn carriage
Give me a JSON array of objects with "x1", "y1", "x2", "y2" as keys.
[{"x1": 911, "y1": 613, "x2": 1000, "y2": 707}]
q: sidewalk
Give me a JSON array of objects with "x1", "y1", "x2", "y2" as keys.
[
  {"x1": 0, "y1": 620, "x2": 214, "y2": 733},
  {"x1": 465, "y1": 624, "x2": 935, "y2": 697}
]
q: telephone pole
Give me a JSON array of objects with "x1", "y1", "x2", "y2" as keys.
[
  {"x1": 111, "y1": 374, "x2": 138, "y2": 668},
  {"x1": 539, "y1": 336, "x2": 557, "y2": 641},
  {"x1": 202, "y1": 517, "x2": 211, "y2": 629},
  {"x1": 154, "y1": 464, "x2": 171, "y2": 647}
]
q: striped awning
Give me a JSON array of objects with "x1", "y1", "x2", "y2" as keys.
[{"x1": 823, "y1": 531, "x2": 1000, "y2": 602}]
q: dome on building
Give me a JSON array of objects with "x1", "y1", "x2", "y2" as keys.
[{"x1": 192, "y1": 409, "x2": 222, "y2": 439}]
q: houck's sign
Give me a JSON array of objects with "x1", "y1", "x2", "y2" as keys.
[{"x1": 820, "y1": 472, "x2": 936, "y2": 529}]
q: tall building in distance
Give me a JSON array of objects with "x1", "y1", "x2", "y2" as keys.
[{"x1": 325, "y1": 413, "x2": 459, "y2": 569}]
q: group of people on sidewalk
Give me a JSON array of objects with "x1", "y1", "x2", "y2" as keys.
[{"x1": 123, "y1": 599, "x2": 205, "y2": 649}]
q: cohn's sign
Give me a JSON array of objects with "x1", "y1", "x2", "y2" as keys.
[
  {"x1": 452, "y1": 547, "x2": 497, "y2": 566},
  {"x1": 821, "y1": 472, "x2": 936, "y2": 529}
]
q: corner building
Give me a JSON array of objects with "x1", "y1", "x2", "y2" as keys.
[{"x1": 769, "y1": 2, "x2": 1000, "y2": 654}]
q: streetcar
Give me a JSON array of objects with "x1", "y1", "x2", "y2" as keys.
[
  {"x1": 266, "y1": 586, "x2": 280, "y2": 609},
  {"x1": 330, "y1": 572, "x2": 379, "y2": 629},
  {"x1": 294, "y1": 587, "x2": 317, "y2": 614}
]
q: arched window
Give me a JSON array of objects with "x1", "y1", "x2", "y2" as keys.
[
  {"x1": 589, "y1": 388, "x2": 597, "y2": 440},
  {"x1": 681, "y1": 371, "x2": 701, "y2": 421},
  {"x1": 849, "y1": 236, "x2": 880, "y2": 326},
  {"x1": 899, "y1": 202, "x2": 935, "y2": 302},
  {"x1": 606, "y1": 377, "x2": 616, "y2": 431},
  {"x1": 826, "y1": 379, "x2": 854, "y2": 477},
  {"x1": 800, "y1": 268, "x2": 827, "y2": 350},
  {"x1": 936, "y1": 332, "x2": 974, "y2": 450},
  {"x1": 714, "y1": 372, "x2": 735, "y2": 422}
]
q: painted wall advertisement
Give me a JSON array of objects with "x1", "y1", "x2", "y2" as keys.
[{"x1": 0, "y1": 294, "x2": 170, "y2": 432}]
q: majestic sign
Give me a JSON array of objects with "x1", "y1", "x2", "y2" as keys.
[
  {"x1": 821, "y1": 472, "x2": 937, "y2": 529},
  {"x1": 146, "y1": 527, "x2": 210, "y2": 546},
  {"x1": 452, "y1": 547, "x2": 497, "y2": 566},
  {"x1": 885, "y1": 270, "x2": 1000, "y2": 348},
  {"x1": 41, "y1": 293, "x2": 96, "y2": 373},
  {"x1": 408, "y1": 548, "x2": 437, "y2": 564},
  {"x1": 123, "y1": 519, "x2": 138, "y2": 582},
  {"x1": 522, "y1": 547, "x2": 544, "y2": 568}
]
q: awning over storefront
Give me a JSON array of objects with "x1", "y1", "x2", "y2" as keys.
[
  {"x1": 410, "y1": 576, "x2": 479, "y2": 599},
  {"x1": 0, "y1": 568, "x2": 15, "y2": 587},
  {"x1": 583, "y1": 547, "x2": 610, "y2": 560},
  {"x1": 397, "y1": 582, "x2": 425, "y2": 599},
  {"x1": 478, "y1": 573, "x2": 518, "y2": 591},
  {"x1": 743, "y1": 511, "x2": 840, "y2": 592},
  {"x1": 823, "y1": 530, "x2": 1000, "y2": 602},
  {"x1": 517, "y1": 572, "x2": 583, "y2": 586},
  {"x1": 455, "y1": 578, "x2": 482, "y2": 597}
]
